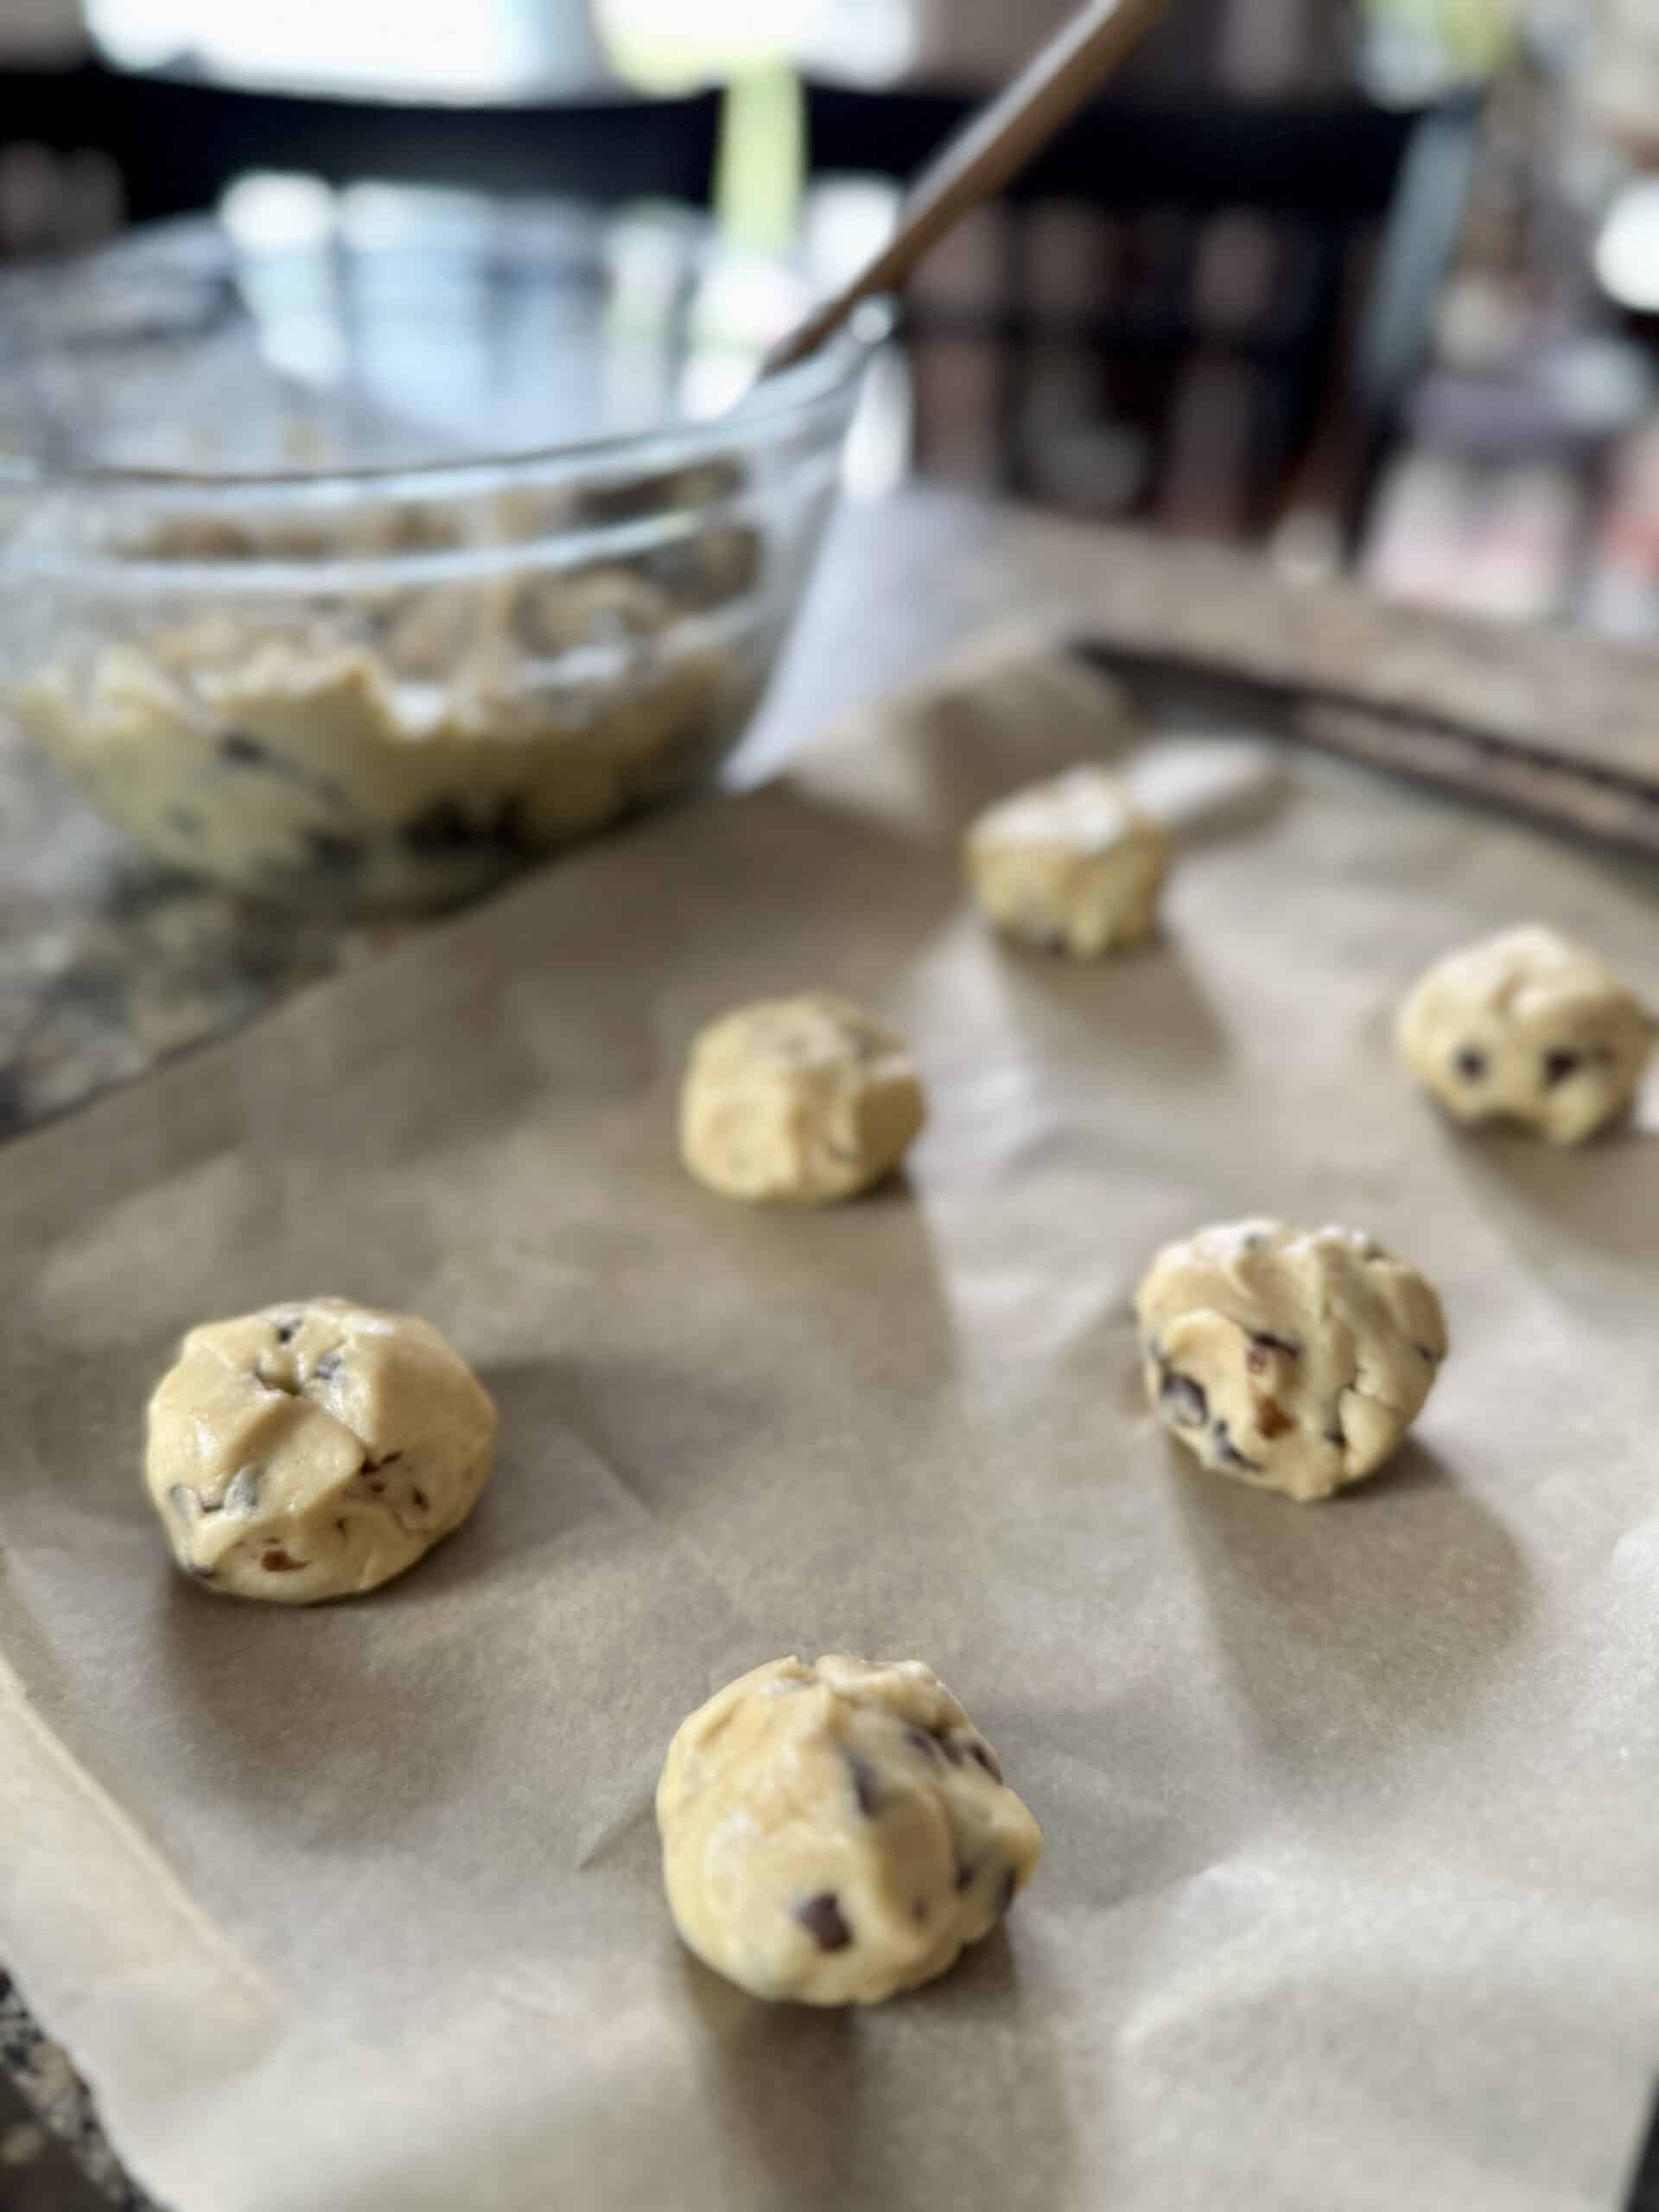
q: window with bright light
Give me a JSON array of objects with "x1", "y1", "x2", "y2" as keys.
[
  {"x1": 88, "y1": 0, "x2": 918, "y2": 94},
  {"x1": 88, "y1": 0, "x2": 609, "y2": 97}
]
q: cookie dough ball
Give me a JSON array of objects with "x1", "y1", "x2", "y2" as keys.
[
  {"x1": 657, "y1": 1655, "x2": 1042, "y2": 2005},
  {"x1": 680, "y1": 994, "x2": 926, "y2": 1205},
  {"x1": 145, "y1": 1297, "x2": 498, "y2": 1602},
  {"x1": 964, "y1": 764, "x2": 1171, "y2": 957},
  {"x1": 1396, "y1": 925, "x2": 1651, "y2": 1146},
  {"x1": 1135, "y1": 1221, "x2": 1446, "y2": 1503}
]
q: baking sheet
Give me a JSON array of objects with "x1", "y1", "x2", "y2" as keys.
[{"x1": 3, "y1": 628, "x2": 1658, "y2": 2212}]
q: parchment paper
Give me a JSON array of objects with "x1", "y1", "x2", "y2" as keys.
[{"x1": 3, "y1": 628, "x2": 1658, "y2": 2212}]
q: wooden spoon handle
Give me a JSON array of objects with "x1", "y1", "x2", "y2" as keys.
[{"x1": 760, "y1": 0, "x2": 1173, "y2": 378}]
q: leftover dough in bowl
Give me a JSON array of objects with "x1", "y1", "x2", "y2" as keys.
[{"x1": 15, "y1": 560, "x2": 753, "y2": 913}]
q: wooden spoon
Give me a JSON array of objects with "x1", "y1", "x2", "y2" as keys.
[{"x1": 758, "y1": 0, "x2": 1174, "y2": 379}]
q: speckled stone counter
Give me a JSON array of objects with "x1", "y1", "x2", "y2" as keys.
[
  {"x1": 0, "y1": 716, "x2": 404, "y2": 1138},
  {"x1": 0, "y1": 1975, "x2": 156, "y2": 2210}
]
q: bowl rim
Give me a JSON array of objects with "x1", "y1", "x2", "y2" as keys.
[{"x1": 0, "y1": 317, "x2": 881, "y2": 502}]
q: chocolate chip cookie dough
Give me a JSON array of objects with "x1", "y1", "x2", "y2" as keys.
[
  {"x1": 964, "y1": 764, "x2": 1171, "y2": 957},
  {"x1": 1135, "y1": 1221, "x2": 1446, "y2": 1503},
  {"x1": 12, "y1": 467, "x2": 767, "y2": 911},
  {"x1": 657, "y1": 1655, "x2": 1042, "y2": 2005},
  {"x1": 16, "y1": 607, "x2": 740, "y2": 912},
  {"x1": 145, "y1": 1297, "x2": 497, "y2": 1601},
  {"x1": 679, "y1": 994, "x2": 927, "y2": 1205},
  {"x1": 1396, "y1": 924, "x2": 1652, "y2": 1146}
]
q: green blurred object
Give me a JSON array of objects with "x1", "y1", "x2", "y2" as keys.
[
  {"x1": 592, "y1": 0, "x2": 804, "y2": 257},
  {"x1": 1363, "y1": 0, "x2": 1521, "y2": 85},
  {"x1": 594, "y1": 0, "x2": 803, "y2": 89},
  {"x1": 717, "y1": 65, "x2": 806, "y2": 255}
]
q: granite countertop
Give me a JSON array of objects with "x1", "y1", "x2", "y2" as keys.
[
  {"x1": 0, "y1": 719, "x2": 400, "y2": 1140},
  {"x1": 0, "y1": 1975, "x2": 156, "y2": 2211},
  {"x1": 0, "y1": 754, "x2": 372, "y2": 2212}
]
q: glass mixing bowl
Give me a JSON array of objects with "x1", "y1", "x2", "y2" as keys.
[{"x1": 0, "y1": 187, "x2": 868, "y2": 911}]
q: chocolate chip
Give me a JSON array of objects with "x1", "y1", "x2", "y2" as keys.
[
  {"x1": 410, "y1": 1486, "x2": 429, "y2": 1511},
  {"x1": 305, "y1": 829, "x2": 367, "y2": 877},
  {"x1": 275, "y1": 1316, "x2": 302, "y2": 1344},
  {"x1": 998, "y1": 1868, "x2": 1017, "y2": 1915},
  {"x1": 845, "y1": 1749, "x2": 880, "y2": 1817},
  {"x1": 954, "y1": 1860, "x2": 977, "y2": 1891},
  {"x1": 797, "y1": 1893, "x2": 852, "y2": 1951},
  {"x1": 218, "y1": 734, "x2": 345, "y2": 806},
  {"x1": 219, "y1": 731, "x2": 270, "y2": 767},
  {"x1": 403, "y1": 798, "x2": 475, "y2": 855},
  {"x1": 261, "y1": 1548, "x2": 303, "y2": 1572},
  {"x1": 1453, "y1": 1046, "x2": 1487, "y2": 1083},
  {"x1": 402, "y1": 794, "x2": 534, "y2": 858},
  {"x1": 1212, "y1": 1420, "x2": 1262, "y2": 1472},
  {"x1": 1541, "y1": 1049, "x2": 1581, "y2": 1089},
  {"x1": 967, "y1": 1740, "x2": 1002, "y2": 1784},
  {"x1": 1253, "y1": 1395, "x2": 1292, "y2": 1440},
  {"x1": 1325, "y1": 1420, "x2": 1346, "y2": 1447},
  {"x1": 1160, "y1": 1370, "x2": 1208, "y2": 1427}
]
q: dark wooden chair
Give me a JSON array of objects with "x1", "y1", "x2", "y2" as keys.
[
  {"x1": 0, "y1": 60, "x2": 721, "y2": 237},
  {"x1": 805, "y1": 83, "x2": 1478, "y2": 543}
]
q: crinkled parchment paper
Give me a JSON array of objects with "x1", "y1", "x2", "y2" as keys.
[{"x1": 3, "y1": 631, "x2": 1658, "y2": 2212}]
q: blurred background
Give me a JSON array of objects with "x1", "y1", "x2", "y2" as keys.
[{"x1": 6, "y1": 0, "x2": 1659, "y2": 628}]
